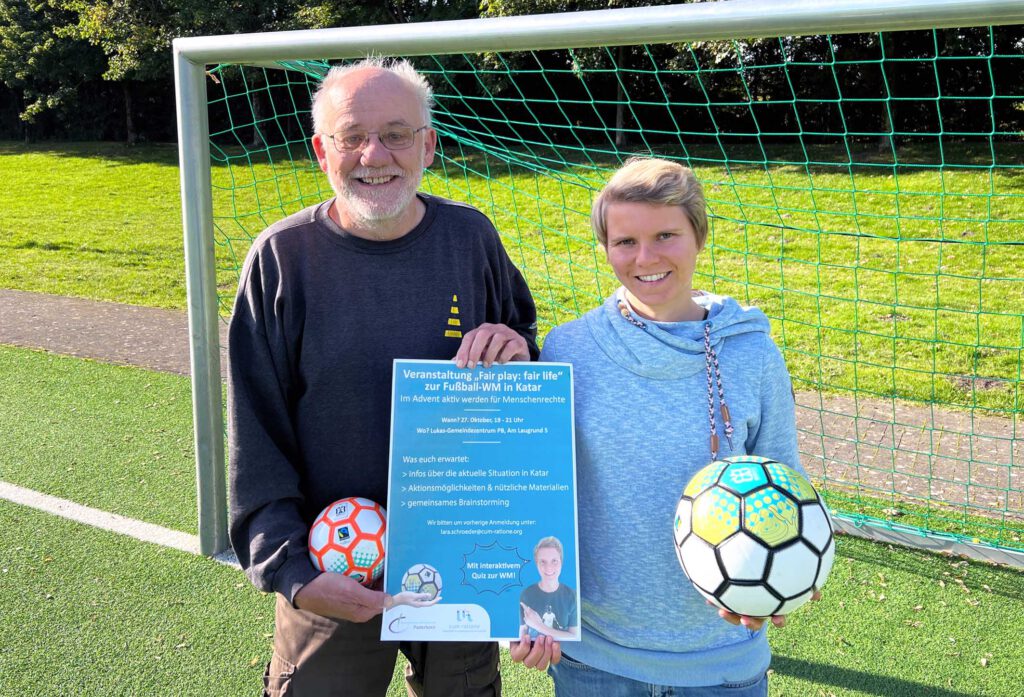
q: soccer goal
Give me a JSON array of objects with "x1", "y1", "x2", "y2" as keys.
[{"x1": 174, "y1": 0, "x2": 1024, "y2": 563}]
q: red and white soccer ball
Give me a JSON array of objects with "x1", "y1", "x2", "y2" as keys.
[
  {"x1": 673, "y1": 455, "x2": 835, "y2": 617},
  {"x1": 308, "y1": 497, "x2": 387, "y2": 586}
]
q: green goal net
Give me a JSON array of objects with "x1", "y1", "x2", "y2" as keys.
[{"x1": 203, "y1": 25, "x2": 1024, "y2": 559}]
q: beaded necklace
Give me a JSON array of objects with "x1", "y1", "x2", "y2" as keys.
[{"x1": 616, "y1": 295, "x2": 735, "y2": 460}]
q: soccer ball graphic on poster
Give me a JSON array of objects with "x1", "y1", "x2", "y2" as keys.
[
  {"x1": 673, "y1": 455, "x2": 835, "y2": 617},
  {"x1": 401, "y1": 563, "x2": 443, "y2": 600},
  {"x1": 308, "y1": 497, "x2": 386, "y2": 586}
]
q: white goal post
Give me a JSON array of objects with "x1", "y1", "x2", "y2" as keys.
[{"x1": 174, "y1": 0, "x2": 1024, "y2": 557}]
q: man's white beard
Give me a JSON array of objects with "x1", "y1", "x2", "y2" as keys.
[{"x1": 334, "y1": 167, "x2": 423, "y2": 229}]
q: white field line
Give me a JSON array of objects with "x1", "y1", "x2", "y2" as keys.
[{"x1": 0, "y1": 480, "x2": 239, "y2": 568}]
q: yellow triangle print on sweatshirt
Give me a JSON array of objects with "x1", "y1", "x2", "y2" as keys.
[{"x1": 444, "y1": 294, "x2": 463, "y2": 338}]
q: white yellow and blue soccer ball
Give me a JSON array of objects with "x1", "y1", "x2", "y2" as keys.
[
  {"x1": 308, "y1": 496, "x2": 387, "y2": 586},
  {"x1": 401, "y1": 563, "x2": 443, "y2": 600},
  {"x1": 673, "y1": 455, "x2": 835, "y2": 617}
]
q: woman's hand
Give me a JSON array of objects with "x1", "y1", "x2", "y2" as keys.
[
  {"x1": 711, "y1": 589, "x2": 822, "y2": 630},
  {"x1": 509, "y1": 625, "x2": 562, "y2": 670}
]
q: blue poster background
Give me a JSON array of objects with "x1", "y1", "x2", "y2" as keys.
[{"x1": 382, "y1": 359, "x2": 579, "y2": 641}]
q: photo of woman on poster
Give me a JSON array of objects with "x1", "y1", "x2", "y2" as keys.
[{"x1": 519, "y1": 536, "x2": 579, "y2": 640}]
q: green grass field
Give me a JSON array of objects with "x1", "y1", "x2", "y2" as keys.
[
  {"x1": 2, "y1": 345, "x2": 1023, "y2": 695},
  {"x1": 2, "y1": 138, "x2": 1022, "y2": 539},
  {"x1": 2, "y1": 141, "x2": 1024, "y2": 694},
  {"x1": 0, "y1": 143, "x2": 188, "y2": 309},
  {"x1": 2, "y1": 140, "x2": 1021, "y2": 412},
  {"x1": 0, "y1": 346, "x2": 198, "y2": 531}
]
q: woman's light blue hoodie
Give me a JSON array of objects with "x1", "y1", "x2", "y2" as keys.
[{"x1": 540, "y1": 290, "x2": 802, "y2": 686}]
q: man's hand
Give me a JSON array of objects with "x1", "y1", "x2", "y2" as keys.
[
  {"x1": 387, "y1": 591, "x2": 442, "y2": 608},
  {"x1": 454, "y1": 323, "x2": 529, "y2": 368},
  {"x1": 293, "y1": 572, "x2": 388, "y2": 623},
  {"x1": 509, "y1": 625, "x2": 561, "y2": 671}
]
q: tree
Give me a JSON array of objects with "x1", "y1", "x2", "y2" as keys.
[
  {"x1": 52, "y1": 1, "x2": 482, "y2": 144},
  {"x1": 475, "y1": 0, "x2": 694, "y2": 150},
  {"x1": 55, "y1": 1, "x2": 312, "y2": 143},
  {"x1": 0, "y1": 0, "x2": 105, "y2": 139},
  {"x1": 295, "y1": 0, "x2": 477, "y2": 27},
  {"x1": 56, "y1": 0, "x2": 194, "y2": 143}
]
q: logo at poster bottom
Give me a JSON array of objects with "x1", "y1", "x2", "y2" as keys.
[{"x1": 380, "y1": 605, "x2": 490, "y2": 640}]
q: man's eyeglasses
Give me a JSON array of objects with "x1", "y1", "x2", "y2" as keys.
[{"x1": 324, "y1": 126, "x2": 428, "y2": 152}]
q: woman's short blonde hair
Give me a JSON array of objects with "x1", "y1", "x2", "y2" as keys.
[
  {"x1": 591, "y1": 157, "x2": 708, "y2": 249},
  {"x1": 533, "y1": 536, "x2": 563, "y2": 561}
]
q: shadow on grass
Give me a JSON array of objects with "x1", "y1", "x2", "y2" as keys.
[
  {"x1": 6, "y1": 240, "x2": 159, "y2": 260},
  {"x1": 0, "y1": 140, "x2": 314, "y2": 171},
  {"x1": 0, "y1": 140, "x2": 180, "y2": 166},
  {"x1": 772, "y1": 655, "x2": 978, "y2": 696},
  {"x1": 6, "y1": 138, "x2": 1022, "y2": 180},
  {"x1": 431, "y1": 136, "x2": 1024, "y2": 177},
  {"x1": 839, "y1": 535, "x2": 1024, "y2": 601}
]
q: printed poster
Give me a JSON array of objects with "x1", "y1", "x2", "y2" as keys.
[{"x1": 381, "y1": 359, "x2": 580, "y2": 642}]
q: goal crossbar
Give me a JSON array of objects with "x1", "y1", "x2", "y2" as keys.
[{"x1": 174, "y1": 0, "x2": 1024, "y2": 64}]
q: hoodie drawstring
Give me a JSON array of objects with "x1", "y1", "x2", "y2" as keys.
[
  {"x1": 704, "y1": 322, "x2": 734, "y2": 460},
  {"x1": 616, "y1": 295, "x2": 734, "y2": 460}
]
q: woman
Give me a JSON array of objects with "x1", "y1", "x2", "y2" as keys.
[
  {"x1": 526, "y1": 157, "x2": 807, "y2": 695},
  {"x1": 519, "y1": 536, "x2": 579, "y2": 641}
]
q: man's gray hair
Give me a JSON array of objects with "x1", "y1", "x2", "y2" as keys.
[{"x1": 311, "y1": 57, "x2": 434, "y2": 134}]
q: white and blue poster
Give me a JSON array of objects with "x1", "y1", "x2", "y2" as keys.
[{"x1": 381, "y1": 359, "x2": 580, "y2": 642}]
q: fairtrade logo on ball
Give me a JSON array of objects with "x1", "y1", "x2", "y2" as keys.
[
  {"x1": 308, "y1": 496, "x2": 387, "y2": 586},
  {"x1": 673, "y1": 455, "x2": 835, "y2": 617}
]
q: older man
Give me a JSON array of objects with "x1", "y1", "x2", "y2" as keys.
[{"x1": 228, "y1": 58, "x2": 549, "y2": 696}]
